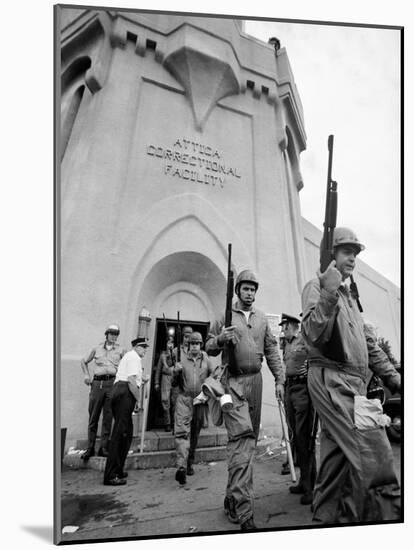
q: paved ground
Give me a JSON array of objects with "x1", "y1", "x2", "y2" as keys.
[{"x1": 58, "y1": 442, "x2": 401, "y2": 544}]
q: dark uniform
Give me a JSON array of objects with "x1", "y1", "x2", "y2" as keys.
[{"x1": 281, "y1": 314, "x2": 316, "y2": 503}]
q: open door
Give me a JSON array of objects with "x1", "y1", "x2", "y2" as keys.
[{"x1": 147, "y1": 317, "x2": 210, "y2": 430}]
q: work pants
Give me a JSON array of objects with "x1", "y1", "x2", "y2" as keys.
[
  {"x1": 223, "y1": 371, "x2": 262, "y2": 525},
  {"x1": 308, "y1": 366, "x2": 400, "y2": 523},
  {"x1": 104, "y1": 382, "x2": 136, "y2": 482},
  {"x1": 160, "y1": 375, "x2": 179, "y2": 427},
  {"x1": 175, "y1": 394, "x2": 208, "y2": 468},
  {"x1": 285, "y1": 379, "x2": 317, "y2": 494},
  {"x1": 87, "y1": 379, "x2": 114, "y2": 451}
]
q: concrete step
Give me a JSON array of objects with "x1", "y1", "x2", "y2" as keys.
[
  {"x1": 63, "y1": 444, "x2": 228, "y2": 472},
  {"x1": 74, "y1": 427, "x2": 229, "y2": 454},
  {"x1": 63, "y1": 434, "x2": 283, "y2": 471}
]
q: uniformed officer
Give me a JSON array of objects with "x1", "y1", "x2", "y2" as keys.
[
  {"x1": 81, "y1": 324, "x2": 125, "y2": 460},
  {"x1": 301, "y1": 227, "x2": 401, "y2": 523},
  {"x1": 279, "y1": 313, "x2": 316, "y2": 505},
  {"x1": 173, "y1": 332, "x2": 215, "y2": 485},
  {"x1": 206, "y1": 270, "x2": 285, "y2": 530},
  {"x1": 103, "y1": 337, "x2": 150, "y2": 486}
]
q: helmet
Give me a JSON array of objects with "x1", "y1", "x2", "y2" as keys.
[
  {"x1": 235, "y1": 269, "x2": 259, "y2": 293},
  {"x1": 105, "y1": 324, "x2": 120, "y2": 335},
  {"x1": 182, "y1": 326, "x2": 193, "y2": 335},
  {"x1": 332, "y1": 227, "x2": 365, "y2": 253},
  {"x1": 189, "y1": 331, "x2": 203, "y2": 344}
]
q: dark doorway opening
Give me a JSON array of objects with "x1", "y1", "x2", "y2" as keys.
[{"x1": 147, "y1": 317, "x2": 210, "y2": 430}]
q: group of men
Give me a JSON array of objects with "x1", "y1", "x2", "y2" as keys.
[{"x1": 79, "y1": 226, "x2": 401, "y2": 530}]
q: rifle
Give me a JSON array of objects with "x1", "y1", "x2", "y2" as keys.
[
  {"x1": 320, "y1": 136, "x2": 363, "y2": 313},
  {"x1": 224, "y1": 244, "x2": 235, "y2": 372},
  {"x1": 225, "y1": 244, "x2": 234, "y2": 329},
  {"x1": 176, "y1": 311, "x2": 181, "y2": 362},
  {"x1": 320, "y1": 135, "x2": 338, "y2": 272}
]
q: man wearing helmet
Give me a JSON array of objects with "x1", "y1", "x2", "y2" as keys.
[
  {"x1": 206, "y1": 270, "x2": 285, "y2": 531},
  {"x1": 173, "y1": 331, "x2": 215, "y2": 485},
  {"x1": 80, "y1": 324, "x2": 126, "y2": 460},
  {"x1": 154, "y1": 334, "x2": 177, "y2": 432},
  {"x1": 301, "y1": 227, "x2": 401, "y2": 523}
]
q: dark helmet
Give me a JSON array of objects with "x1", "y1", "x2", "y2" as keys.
[
  {"x1": 182, "y1": 326, "x2": 193, "y2": 335},
  {"x1": 235, "y1": 269, "x2": 259, "y2": 294},
  {"x1": 189, "y1": 331, "x2": 203, "y2": 344}
]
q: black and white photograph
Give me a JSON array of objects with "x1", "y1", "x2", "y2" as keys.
[
  {"x1": 53, "y1": 2, "x2": 403, "y2": 545},
  {"x1": 3, "y1": 0, "x2": 409, "y2": 548}
]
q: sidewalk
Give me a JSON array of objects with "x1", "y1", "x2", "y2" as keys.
[
  {"x1": 59, "y1": 442, "x2": 313, "y2": 543},
  {"x1": 59, "y1": 441, "x2": 401, "y2": 544}
]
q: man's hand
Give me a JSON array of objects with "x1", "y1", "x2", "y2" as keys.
[
  {"x1": 218, "y1": 326, "x2": 238, "y2": 345},
  {"x1": 84, "y1": 375, "x2": 92, "y2": 386},
  {"x1": 275, "y1": 383, "x2": 284, "y2": 401},
  {"x1": 154, "y1": 383, "x2": 160, "y2": 392},
  {"x1": 142, "y1": 374, "x2": 150, "y2": 384},
  {"x1": 173, "y1": 362, "x2": 183, "y2": 373},
  {"x1": 318, "y1": 259, "x2": 342, "y2": 293}
]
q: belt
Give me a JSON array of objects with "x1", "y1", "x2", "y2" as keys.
[
  {"x1": 93, "y1": 374, "x2": 115, "y2": 381},
  {"x1": 286, "y1": 374, "x2": 307, "y2": 385}
]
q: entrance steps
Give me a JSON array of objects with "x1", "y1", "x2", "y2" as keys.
[{"x1": 63, "y1": 427, "x2": 230, "y2": 471}]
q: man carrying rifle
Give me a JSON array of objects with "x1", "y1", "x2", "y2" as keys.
[
  {"x1": 280, "y1": 313, "x2": 316, "y2": 505},
  {"x1": 301, "y1": 227, "x2": 401, "y2": 523},
  {"x1": 206, "y1": 270, "x2": 285, "y2": 531},
  {"x1": 154, "y1": 335, "x2": 176, "y2": 432}
]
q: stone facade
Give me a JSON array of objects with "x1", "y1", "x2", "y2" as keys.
[{"x1": 57, "y1": 8, "x2": 400, "y2": 446}]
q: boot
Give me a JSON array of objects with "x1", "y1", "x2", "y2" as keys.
[
  {"x1": 289, "y1": 484, "x2": 305, "y2": 494},
  {"x1": 186, "y1": 461, "x2": 194, "y2": 476},
  {"x1": 240, "y1": 517, "x2": 257, "y2": 531},
  {"x1": 281, "y1": 461, "x2": 290, "y2": 475},
  {"x1": 300, "y1": 492, "x2": 313, "y2": 505},
  {"x1": 224, "y1": 496, "x2": 238, "y2": 524},
  {"x1": 175, "y1": 467, "x2": 186, "y2": 485},
  {"x1": 81, "y1": 447, "x2": 95, "y2": 461}
]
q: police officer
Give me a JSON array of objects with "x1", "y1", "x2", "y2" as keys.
[
  {"x1": 174, "y1": 332, "x2": 215, "y2": 485},
  {"x1": 206, "y1": 270, "x2": 285, "y2": 530},
  {"x1": 81, "y1": 324, "x2": 125, "y2": 460},
  {"x1": 279, "y1": 313, "x2": 316, "y2": 505},
  {"x1": 103, "y1": 337, "x2": 150, "y2": 486},
  {"x1": 301, "y1": 227, "x2": 401, "y2": 523}
]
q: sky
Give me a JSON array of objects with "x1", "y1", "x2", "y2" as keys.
[{"x1": 244, "y1": 20, "x2": 401, "y2": 286}]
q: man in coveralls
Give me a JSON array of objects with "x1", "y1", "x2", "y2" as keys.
[
  {"x1": 80, "y1": 324, "x2": 125, "y2": 460},
  {"x1": 206, "y1": 270, "x2": 285, "y2": 531},
  {"x1": 154, "y1": 335, "x2": 177, "y2": 432},
  {"x1": 174, "y1": 331, "x2": 215, "y2": 485},
  {"x1": 280, "y1": 313, "x2": 316, "y2": 505},
  {"x1": 301, "y1": 227, "x2": 401, "y2": 523}
]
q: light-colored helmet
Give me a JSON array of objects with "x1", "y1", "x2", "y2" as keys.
[
  {"x1": 235, "y1": 269, "x2": 259, "y2": 293},
  {"x1": 182, "y1": 326, "x2": 193, "y2": 335},
  {"x1": 332, "y1": 227, "x2": 365, "y2": 253},
  {"x1": 105, "y1": 324, "x2": 120, "y2": 335},
  {"x1": 189, "y1": 331, "x2": 203, "y2": 343}
]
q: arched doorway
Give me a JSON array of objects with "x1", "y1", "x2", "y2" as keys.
[{"x1": 136, "y1": 251, "x2": 227, "y2": 430}]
